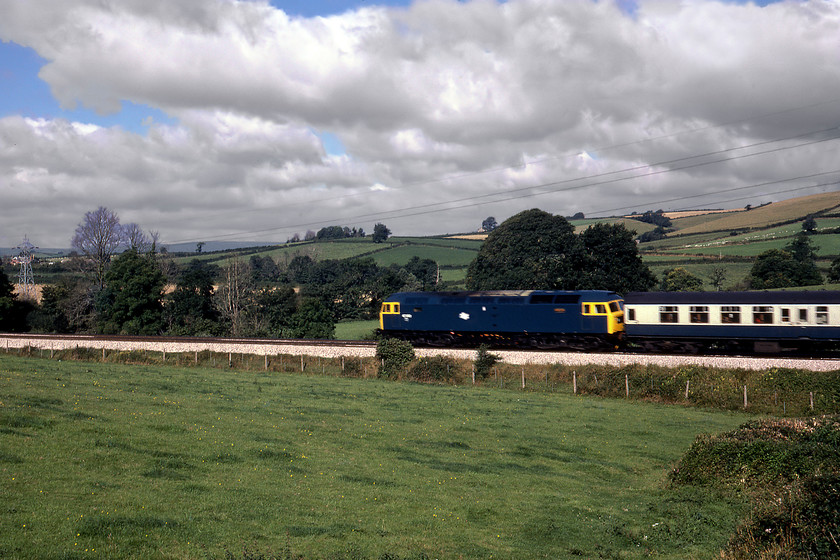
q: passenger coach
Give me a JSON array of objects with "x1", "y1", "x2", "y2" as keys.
[
  {"x1": 623, "y1": 291, "x2": 840, "y2": 353},
  {"x1": 379, "y1": 290, "x2": 624, "y2": 349}
]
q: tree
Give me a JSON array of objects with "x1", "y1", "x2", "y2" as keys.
[
  {"x1": 829, "y1": 256, "x2": 840, "y2": 284},
  {"x1": 286, "y1": 298, "x2": 335, "y2": 339},
  {"x1": 748, "y1": 250, "x2": 800, "y2": 289},
  {"x1": 216, "y1": 258, "x2": 253, "y2": 336},
  {"x1": 96, "y1": 248, "x2": 166, "y2": 335},
  {"x1": 579, "y1": 223, "x2": 656, "y2": 293},
  {"x1": 316, "y1": 225, "x2": 347, "y2": 240},
  {"x1": 404, "y1": 256, "x2": 438, "y2": 290},
  {"x1": 72, "y1": 206, "x2": 126, "y2": 288},
  {"x1": 710, "y1": 266, "x2": 727, "y2": 291},
  {"x1": 481, "y1": 217, "x2": 498, "y2": 232},
  {"x1": 802, "y1": 215, "x2": 817, "y2": 234},
  {"x1": 27, "y1": 283, "x2": 71, "y2": 333},
  {"x1": 372, "y1": 223, "x2": 391, "y2": 243},
  {"x1": 465, "y1": 209, "x2": 586, "y2": 290},
  {"x1": 0, "y1": 268, "x2": 33, "y2": 332},
  {"x1": 571, "y1": 212, "x2": 585, "y2": 220},
  {"x1": 784, "y1": 233, "x2": 822, "y2": 286},
  {"x1": 165, "y1": 260, "x2": 222, "y2": 336},
  {"x1": 660, "y1": 267, "x2": 704, "y2": 292}
]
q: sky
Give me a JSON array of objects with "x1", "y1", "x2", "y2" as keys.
[{"x1": 1, "y1": 0, "x2": 840, "y2": 249}]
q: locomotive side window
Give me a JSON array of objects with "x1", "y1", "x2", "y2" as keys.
[
  {"x1": 689, "y1": 306, "x2": 709, "y2": 323},
  {"x1": 596, "y1": 304, "x2": 607, "y2": 314},
  {"x1": 721, "y1": 306, "x2": 741, "y2": 324},
  {"x1": 781, "y1": 308, "x2": 790, "y2": 323},
  {"x1": 659, "y1": 306, "x2": 678, "y2": 323},
  {"x1": 753, "y1": 306, "x2": 773, "y2": 324},
  {"x1": 817, "y1": 306, "x2": 829, "y2": 325}
]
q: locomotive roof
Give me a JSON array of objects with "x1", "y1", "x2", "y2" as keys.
[
  {"x1": 624, "y1": 291, "x2": 840, "y2": 305},
  {"x1": 387, "y1": 290, "x2": 621, "y2": 300}
]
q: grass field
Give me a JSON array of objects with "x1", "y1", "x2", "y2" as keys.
[{"x1": 0, "y1": 355, "x2": 750, "y2": 559}]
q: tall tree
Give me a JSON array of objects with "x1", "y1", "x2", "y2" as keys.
[
  {"x1": 750, "y1": 233, "x2": 823, "y2": 289},
  {"x1": 748, "y1": 249, "x2": 808, "y2": 289},
  {"x1": 481, "y1": 216, "x2": 498, "y2": 232},
  {"x1": 466, "y1": 209, "x2": 586, "y2": 290},
  {"x1": 166, "y1": 260, "x2": 222, "y2": 336},
  {"x1": 72, "y1": 207, "x2": 126, "y2": 288},
  {"x1": 97, "y1": 249, "x2": 166, "y2": 335},
  {"x1": 579, "y1": 223, "x2": 656, "y2": 293},
  {"x1": 372, "y1": 223, "x2": 391, "y2": 243}
]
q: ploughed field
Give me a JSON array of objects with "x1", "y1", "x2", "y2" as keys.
[{"x1": 0, "y1": 354, "x2": 748, "y2": 559}]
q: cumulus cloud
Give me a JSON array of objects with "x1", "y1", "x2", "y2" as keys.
[{"x1": 1, "y1": 0, "x2": 840, "y2": 247}]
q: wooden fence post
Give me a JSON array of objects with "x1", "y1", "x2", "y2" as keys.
[
  {"x1": 625, "y1": 374, "x2": 629, "y2": 398},
  {"x1": 810, "y1": 392, "x2": 815, "y2": 411},
  {"x1": 685, "y1": 380, "x2": 690, "y2": 400},
  {"x1": 573, "y1": 371, "x2": 577, "y2": 394},
  {"x1": 521, "y1": 367, "x2": 525, "y2": 389},
  {"x1": 743, "y1": 385, "x2": 748, "y2": 409}
]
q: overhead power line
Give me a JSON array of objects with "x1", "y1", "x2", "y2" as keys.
[{"x1": 165, "y1": 124, "x2": 840, "y2": 244}]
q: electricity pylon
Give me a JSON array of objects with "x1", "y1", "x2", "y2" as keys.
[{"x1": 16, "y1": 236, "x2": 36, "y2": 301}]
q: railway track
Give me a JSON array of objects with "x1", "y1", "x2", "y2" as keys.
[{"x1": 2, "y1": 333, "x2": 840, "y2": 372}]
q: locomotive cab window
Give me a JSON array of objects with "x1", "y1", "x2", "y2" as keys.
[
  {"x1": 753, "y1": 306, "x2": 773, "y2": 324},
  {"x1": 689, "y1": 306, "x2": 709, "y2": 324},
  {"x1": 817, "y1": 306, "x2": 829, "y2": 325},
  {"x1": 382, "y1": 303, "x2": 400, "y2": 313},
  {"x1": 721, "y1": 306, "x2": 741, "y2": 324},
  {"x1": 659, "y1": 306, "x2": 678, "y2": 323}
]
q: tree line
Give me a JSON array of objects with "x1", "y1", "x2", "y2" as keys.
[{"x1": 2, "y1": 206, "x2": 838, "y2": 336}]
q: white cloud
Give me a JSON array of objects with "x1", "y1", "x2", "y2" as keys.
[{"x1": 1, "y1": 0, "x2": 840, "y2": 247}]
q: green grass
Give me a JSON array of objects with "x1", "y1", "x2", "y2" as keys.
[
  {"x1": 0, "y1": 354, "x2": 749, "y2": 559},
  {"x1": 364, "y1": 245, "x2": 478, "y2": 268},
  {"x1": 334, "y1": 319, "x2": 379, "y2": 340}
]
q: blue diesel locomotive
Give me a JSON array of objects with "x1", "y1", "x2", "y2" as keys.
[{"x1": 379, "y1": 290, "x2": 625, "y2": 349}]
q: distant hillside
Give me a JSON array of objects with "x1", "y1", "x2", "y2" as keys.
[{"x1": 672, "y1": 191, "x2": 840, "y2": 236}]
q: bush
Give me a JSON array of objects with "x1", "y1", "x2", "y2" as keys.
[
  {"x1": 474, "y1": 345, "x2": 500, "y2": 379},
  {"x1": 376, "y1": 338, "x2": 415, "y2": 379},
  {"x1": 407, "y1": 356, "x2": 459, "y2": 383}
]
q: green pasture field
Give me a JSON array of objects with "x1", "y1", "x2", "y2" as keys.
[
  {"x1": 334, "y1": 319, "x2": 379, "y2": 340},
  {"x1": 0, "y1": 355, "x2": 749, "y2": 560},
  {"x1": 647, "y1": 261, "x2": 754, "y2": 289},
  {"x1": 366, "y1": 245, "x2": 478, "y2": 268},
  {"x1": 677, "y1": 234, "x2": 840, "y2": 258}
]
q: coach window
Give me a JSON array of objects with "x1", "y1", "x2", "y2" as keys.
[
  {"x1": 781, "y1": 308, "x2": 790, "y2": 323},
  {"x1": 627, "y1": 308, "x2": 636, "y2": 322},
  {"x1": 689, "y1": 306, "x2": 709, "y2": 323},
  {"x1": 721, "y1": 306, "x2": 741, "y2": 324},
  {"x1": 753, "y1": 306, "x2": 773, "y2": 324},
  {"x1": 659, "y1": 306, "x2": 678, "y2": 323},
  {"x1": 799, "y1": 309, "x2": 808, "y2": 322},
  {"x1": 817, "y1": 306, "x2": 829, "y2": 325}
]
